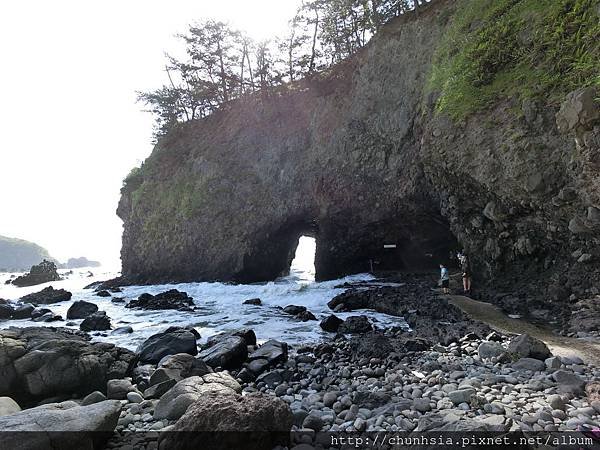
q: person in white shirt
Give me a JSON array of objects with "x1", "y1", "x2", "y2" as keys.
[{"x1": 440, "y1": 264, "x2": 450, "y2": 294}]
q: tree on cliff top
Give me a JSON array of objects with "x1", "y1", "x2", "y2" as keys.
[{"x1": 138, "y1": 0, "x2": 432, "y2": 140}]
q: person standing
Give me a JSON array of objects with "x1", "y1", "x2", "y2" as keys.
[
  {"x1": 439, "y1": 264, "x2": 450, "y2": 294},
  {"x1": 460, "y1": 252, "x2": 472, "y2": 295}
]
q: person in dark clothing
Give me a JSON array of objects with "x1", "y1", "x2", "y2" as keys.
[{"x1": 459, "y1": 252, "x2": 472, "y2": 295}]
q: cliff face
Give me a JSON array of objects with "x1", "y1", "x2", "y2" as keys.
[{"x1": 119, "y1": 0, "x2": 600, "y2": 309}]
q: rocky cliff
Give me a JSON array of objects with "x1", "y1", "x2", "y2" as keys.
[{"x1": 119, "y1": 0, "x2": 600, "y2": 317}]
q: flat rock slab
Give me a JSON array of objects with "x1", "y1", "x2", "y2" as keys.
[{"x1": 0, "y1": 400, "x2": 121, "y2": 450}]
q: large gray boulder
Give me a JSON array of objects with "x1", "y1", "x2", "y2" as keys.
[
  {"x1": 0, "y1": 397, "x2": 21, "y2": 417},
  {"x1": 136, "y1": 327, "x2": 198, "y2": 364},
  {"x1": 507, "y1": 334, "x2": 551, "y2": 360},
  {"x1": 158, "y1": 393, "x2": 292, "y2": 450},
  {"x1": 512, "y1": 357, "x2": 546, "y2": 372},
  {"x1": 0, "y1": 400, "x2": 121, "y2": 449},
  {"x1": 0, "y1": 327, "x2": 135, "y2": 405},
  {"x1": 154, "y1": 372, "x2": 241, "y2": 420},
  {"x1": 157, "y1": 353, "x2": 212, "y2": 378},
  {"x1": 553, "y1": 370, "x2": 587, "y2": 395},
  {"x1": 477, "y1": 341, "x2": 505, "y2": 359},
  {"x1": 248, "y1": 340, "x2": 288, "y2": 365}
]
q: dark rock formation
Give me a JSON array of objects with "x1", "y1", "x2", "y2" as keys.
[
  {"x1": 320, "y1": 314, "x2": 344, "y2": 332},
  {"x1": 159, "y1": 393, "x2": 292, "y2": 450},
  {"x1": 199, "y1": 336, "x2": 248, "y2": 370},
  {"x1": 0, "y1": 327, "x2": 135, "y2": 405},
  {"x1": 338, "y1": 316, "x2": 373, "y2": 334},
  {"x1": 20, "y1": 286, "x2": 72, "y2": 305},
  {"x1": 80, "y1": 311, "x2": 111, "y2": 331},
  {"x1": 507, "y1": 334, "x2": 552, "y2": 361},
  {"x1": 11, "y1": 304, "x2": 35, "y2": 319},
  {"x1": 117, "y1": 0, "x2": 600, "y2": 325},
  {"x1": 248, "y1": 340, "x2": 288, "y2": 366},
  {"x1": 12, "y1": 260, "x2": 61, "y2": 287},
  {"x1": 136, "y1": 327, "x2": 198, "y2": 364},
  {"x1": 282, "y1": 305, "x2": 317, "y2": 321},
  {"x1": 66, "y1": 300, "x2": 99, "y2": 319},
  {"x1": 126, "y1": 289, "x2": 194, "y2": 311},
  {"x1": 243, "y1": 298, "x2": 262, "y2": 306},
  {"x1": 207, "y1": 329, "x2": 257, "y2": 347}
]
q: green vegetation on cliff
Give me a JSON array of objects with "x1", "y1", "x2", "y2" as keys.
[{"x1": 427, "y1": 0, "x2": 600, "y2": 119}]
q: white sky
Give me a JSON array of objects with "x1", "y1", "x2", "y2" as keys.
[{"x1": 0, "y1": 0, "x2": 302, "y2": 267}]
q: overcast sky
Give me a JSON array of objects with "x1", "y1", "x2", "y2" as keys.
[{"x1": 0, "y1": 0, "x2": 302, "y2": 267}]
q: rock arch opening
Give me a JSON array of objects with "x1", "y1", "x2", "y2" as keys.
[{"x1": 289, "y1": 236, "x2": 316, "y2": 282}]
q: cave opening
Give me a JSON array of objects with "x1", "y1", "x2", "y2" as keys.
[{"x1": 288, "y1": 235, "x2": 316, "y2": 282}]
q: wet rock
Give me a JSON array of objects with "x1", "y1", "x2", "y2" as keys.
[
  {"x1": 159, "y1": 393, "x2": 292, "y2": 450},
  {"x1": 283, "y1": 305, "x2": 306, "y2": 316},
  {"x1": 320, "y1": 314, "x2": 343, "y2": 332},
  {"x1": 11, "y1": 260, "x2": 61, "y2": 287},
  {"x1": 248, "y1": 340, "x2": 288, "y2": 366},
  {"x1": 243, "y1": 298, "x2": 262, "y2": 306},
  {"x1": 126, "y1": 289, "x2": 194, "y2": 311},
  {"x1": 0, "y1": 397, "x2": 21, "y2": 417},
  {"x1": 0, "y1": 400, "x2": 121, "y2": 448},
  {"x1": 207, "y1": 329, "x2": 256, "y2": 347},
  {"x1": 137, "y1": 327, "x2": 198, "y2": 364},
  {"x1": 31, "y1": 310, "x2": 62, "y2": 322},
  {"x1": 96, "y1": 290, "x2": 111, "y2": 297},
  {"x1": 0, "y1": 327, "x2": 135, "y2": 405},
  {"x1": 20, "y1": 286, "x2": 72, "y2": 305},
  {"x1": 80, "y1": 311, "x2": 111, "y2": 331},
  {"x1": 338, "y1": 316, "x2": 373, "y2": 334},
  {"x1": 507, "y1": 334, "x2": 551, "y2": 360},
  {"x1": 66, "y1": 300, "x2": 98, "y2": 319},
  {"x1": 154, "y1": 372, "x2": 241, "y2": 420},
  {"x1": 199, "y1": 335, "x2": 248, "y2": 370},
  {"x1": 11, "y1": 304, "x2": 35, "y2": 319},
  {"x1": 296, "y1": 310, "x2": 317, "y2": 321},
  {"x1": 111, "y1": 326, "x2": 133, "y2": 335},
  {"x1": 0, "y1": 303, "x2": 14, "y2": 319}
]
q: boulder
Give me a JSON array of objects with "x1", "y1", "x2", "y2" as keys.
[
  {"x1": 158, "y1": 393, "x2": 292, "y2": 450},
  {"x1": 0, "y1": 303, "x2": 14, "y2": 319},
  {"x1": 106, "y1": 379, "x2": 136, "y2": 400},
  {"x1": 81, "y1": 391, "x2": 107, "y2": 406},
  {"x1": 0, "y1": 327, "x2": 135, "y2": 405},
  {"x1": 448, "y1": 389, "x2": 476, "y2": 405},
  {"x1": 11, "y1": 260, "x2": 61, "y2": 287},
  {"x1": 243, "y1": 298, "x2": 262, "y2": 306},
  {"x1": 512, "y1": 357, "x2": 546, "y2": 372},
  {"x1": 282, "y1": 305, "x2": 306, "y2": 315},
  {"x1": 20, "y1": 287, "x2": 72, "y2": 305},
  {"x1": 154, "y1": 372, "x2": 241, "y2": 420},
  {"x1": 248, "y1": 340, "x2": 288, "y2": 365},
  {"x1": 556, "y1": 86, "x2": 600, "y2": 133},
  {"x1": 66, "y1": 301, "x2": 98, "y2": 319},
  {"x1": 144, "y1": 379, "x2": 177, "y2": 399},
  {"x1": 507, "y1": 334, "x2": 551, "y2": 360},
  {"x1": 478, "y1": 341, "x2": 505, "y2": 359},
  {"x1": 32, "y1": 310, "x2": 62, "y2": 322},
  {"x1": 199, "y1": 336, "x2": 248, "y2": 370},
  {"x1": 111, "y1": 326, "x2": 133, "y2": 335},
  {"x1": 95, "y1": 290, "x2": 111, "y2": 297},
  {"x1": 80, "y1": 311, "x2": 111, "y2": 331},
  {"x1": 553, "y1": 370, "x2": 587, "y2": 395},
  {"x1": 320, "y1": 314, "x2": 344, "y2": 332},
  {"x1": 136, "y1": 328, "x2": 198, "y2": 364},
  {"x1": 0, "y1": 400, "x2": 121, "y2": 449},
  {"x1": 126, "y1": 289, "x2": 194, "y2": 311},
  {"x1": 338, "y1": 316, "x2": 373, "y2": 334},
  {"x1": 206, "y1": 329, "x2": 256, "y2": 347},
  {"x1": 0, "y1": 397, "x2": 21, "y2": 417},
  {"x1": 158, "y1": 353, "x2": 212, "y2": 378},
  {"x1": 11, "y1": 304, "x2": 35, "y2": 319},
  {"x1": 296, "y1": 310, "x2": 317, "y2": 321}
]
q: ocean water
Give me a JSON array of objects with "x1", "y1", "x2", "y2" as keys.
[{"x1": 0, "y1": 239, "x2": 407, "y2": 351}]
